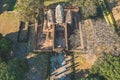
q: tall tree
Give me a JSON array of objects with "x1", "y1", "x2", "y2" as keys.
[
  {"x1": 0, "y1": 58, "x2": 29, "y2": 80},
  {"x1": 18, "y1": 0, "x2": 44, "y2": 22},
  {"x1": 74, "y1": 0, "x2": 97, "y2": 18},
  {"x1": 88, "y1": 53, "x2": 120, "y2": 80},
  {"x1": 0, "y1": 37, "x2": 11, "y2": 62}
]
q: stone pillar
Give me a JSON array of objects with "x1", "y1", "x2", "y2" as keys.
[
  {"x1": 47, "y1": 9, "x2": 54, "y2": 27},
  {"x1": 55, "y1": 4, "x2": 65, "y2": 23}
]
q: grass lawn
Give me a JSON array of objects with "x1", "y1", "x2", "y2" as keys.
[
  {"x1": 0, "y1": 11, "x2": 20, "y2": 36},
  {"x1": 25, "y1": 52, "x2": 50, "y2": 80}
]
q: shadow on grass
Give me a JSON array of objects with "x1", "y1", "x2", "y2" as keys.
[
  {"x1": 4, "y1": 22, "x2": 36, "y2": 58},
  {"x1": 114, "y1": 25, "x2": 120, "y2": 37},
  {"x1": 4, "y1": 29, "x2": 50, "y2": 80},
  {"x1": 0, "y1": 0, "x2": 17, "y2": 14},
  {"x1": 45, "y1": 1, "x2": 71, "y2": 8}
]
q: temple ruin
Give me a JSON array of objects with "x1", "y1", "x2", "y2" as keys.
[{"x1": 35, "y1": 4, "x2": 83, "y2": 52}]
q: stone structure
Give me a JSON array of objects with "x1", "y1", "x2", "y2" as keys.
[
  {"x1": 35, "y1": 4, "x2": 81, "y2": 52},
  {"x1": 47, "y1": 9, "x2": 54, "y2": 27},
  {"x1": 55, "y1": 4, "x2": 65, "y2": 23},
  {"x1": 66, "y1": 10, "x2": 72, "y2": 24}
]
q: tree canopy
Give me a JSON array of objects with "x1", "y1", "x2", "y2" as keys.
[
  {"x1": 0, "y1": 35, "x2": 12, "y2": 62},
  {"x1": 15, "y1": 0, "x2": 44, "y2": 22},
  {"x1": 0, "y1": 58, "x2": 29, "y2": 80},
  {"x1": 87, "y1": 53, "x2": 120, "y2": 80},
  {"x1": 74, "y1": 0, "x2": 97, "y2": 18}
]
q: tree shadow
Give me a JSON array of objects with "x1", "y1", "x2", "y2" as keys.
[
  {"x1": 50, "y1": 53, "x2": 74, "y2": 80},
  {"x1": 75, "y1": 69, "x2": 89, "y2": 79},
  {"x1": 70, "y1": 53, "x2": 90, "y2": 80},
  {"x1": 4, "y1": 24, "x2": 36, "y2": 59},
  {"x1": 114, "y1": 24, "x2": 120, "y2": 37},
  {"x1": 45, "y1": 1, "x2": 70, "y2": 8},
  {"x1": 105, "y1": 0, "x2": 118, "y2": 10},
  {"x1": 0, "y1": 0, "x2": 17, "y2": 14}
]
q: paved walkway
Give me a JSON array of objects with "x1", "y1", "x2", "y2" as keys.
[{"x1": 50, "y1": 53, "x2": 72, "y2": 80}]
